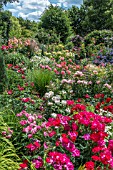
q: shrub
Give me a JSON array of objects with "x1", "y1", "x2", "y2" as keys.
[
  {"x1": 84, "y1": 30, "x2": 113, "y2": 47},
  {"x1": 5, "y1": 52, "x2": 29, "y2": 65}
]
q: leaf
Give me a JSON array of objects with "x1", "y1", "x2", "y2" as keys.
[{"x1": 78, "y1": 165, "x2": 86, "y2": 170}]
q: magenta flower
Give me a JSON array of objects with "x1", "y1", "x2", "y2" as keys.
[{"x1": 82, "y1": 134, "x2": 90, "y2": 140}]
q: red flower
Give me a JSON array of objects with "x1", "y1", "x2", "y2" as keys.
[
  {"x1": 26, "y1": 143, "x2": 35, "y2": 151},
  {"x1": 106, "y1": 97, "x2": 112, "y2": 103},
  {"x1": 34, "y1": 141, "x2": 41, "y2": 149},
  {"x1": 7, "y1": 64, "x2": 13, "y2": 69},
  {"x1": 17, "y1": 85, "x2": 24, "y2": 91},
  {"x1": 62, "y1": 134, "x2": 69, "y2": 143},
  {"x1": 19, "y1": 160, "x2": 28, "y2": 169},
  {"x1": 71, "y1": 104, "x2": 86, "y2": 113},
  {"x1": 91, "y1": 155, "x2": 100, "y2": 161},
  {"x1": 48, "y1": 131, "x2": 56, "y2": 137},
  {"x1": 21, "y1": 98, "x2": 31, "y2": 103},
  {"x1": 85, "y1": 161, "x2": 95, "y2": 170},
  {"x1": 56, "y1": 140, "x2": 60, "y2": 146},
  {"x1": 94, "y1": 93, "x2": 104, "y2": 99}
]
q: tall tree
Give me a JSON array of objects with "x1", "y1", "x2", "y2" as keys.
[
  {"x1": 83, "y1": 0, "x2": 113, "y2": 31},
  {"x1": 0, "y1": 10, "x2": 12, "y2": 44},
  {"x1": 9, "y1": 16, "x2": 22, "y2": 38},
  {"x1": 68, "y1": 0, "x2": 113, "y2": 36},
  {"x1": 39, "y1": 5, "x2": 71, "y2": 43}
]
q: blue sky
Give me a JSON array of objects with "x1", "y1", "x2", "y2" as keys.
[{"x1": 4, "y1": 0, "x2": 83, "y2": 22}]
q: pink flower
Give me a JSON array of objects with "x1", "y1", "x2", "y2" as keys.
[
  {"x1": 7, "y1": 90, "x2": 13, "y2": 95},
  {"x1": 85, "y1": 94, "x2": 90, "y2": 98},
  {"x1": 48, "y1": 131, "x2": 56, "y2": 137},
  {"x1": 32, "y1": 157, "x2": 43, "y2": 169},
  {"x1": 67, "y1": 100, "x2": 74, "y2": 106},
  {"x1": 19, "y1": 120, "x2": 28, "y2": 126},
  {"x1": 21, "y1": 98, "x2": 31, "y2": 103},
  {"x1": 17, "y1": 85, "x2": 24, "y2": 91},
  {"x1": 66, "y1": 70, "x2": 71, "y2": 75},
  {"x1": 82, "y1": 134, "x2": 90, "y2": 140},
  {"x1": 1, "y1": 45, "x2": 8, "y2": 50},
  {"x1": 61, "y1": 70, "x2": 65, "y2": 75}
]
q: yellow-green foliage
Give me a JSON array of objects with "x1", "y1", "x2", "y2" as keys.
[{"x1": 0, "y1": 114, "x2": 20, "y2": 170}]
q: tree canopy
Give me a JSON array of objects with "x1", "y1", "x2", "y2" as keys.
[{"x1": 39, "y1": 5, "x2": 71, "y2": 43}]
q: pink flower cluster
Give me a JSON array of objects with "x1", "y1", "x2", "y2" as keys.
[
  {"x1": 46, "y1": 151, "x2": 74, "y2": 170},
  {"x1": 17, "y1": 110, "x2": 42, "y2": 138},
  {"x1": 2, "y1": 127, "x2": 13, "y2": 139},
  {"x1": 26, "y1": 140, "x2": 41, "y2": 151}
]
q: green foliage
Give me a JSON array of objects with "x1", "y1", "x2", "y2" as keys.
[
  {"x1": 18, "y1": 17, "x2": 38, "y2": 38},
  {"x1": 27, "y1": 69, "x2": 55, "y2": 96},
  {"x1": 9, "y1": 16, "x2": 22, "y2": 38},
  {"x1": 5, "y1": 52, "x2": 29, "y2": 65},
  {"x1": 35, "y1": 28, "x2": 60, "y2": 44},
  {"x1": 40, "y1": 5, "x2": 71, "y2": 43},
  {"x1": 83, "y1": 0, "x2": 113, "y2": 32},
  {"x1": 0, "y1": 50, "x2": 8, "y2": 93},
  {"x1": 0, "y1": 112, "x2": 20, "y2": 170},
  {"x1": 0, "y1": 11, "x2": 12, "y2": 44}
]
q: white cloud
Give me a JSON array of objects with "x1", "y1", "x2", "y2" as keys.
[
  {"x1": 4, "y1": 0, "x2": 83, "y2": 21},
  {"x1": 4, "y1": 0, "x2": 50, "y2": 21}
]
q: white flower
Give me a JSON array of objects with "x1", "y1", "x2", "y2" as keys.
[
  {"x1": 52, "y1": 96, "x2": 56, "y2": 101},
  {"x1": 51, "y1": 113, "x2": 57, "y2": 118},
  {"x1": 70, "y1": 90, "x2": 73, "y2": 94},
  {"x1": 54, "y1": 100, "x2": 60, "y2": 104},
  {"x1": 44, "y1": 93, "x2": 51, "y2": 98},
  {"x1": 48, "y1": 102, "x2": 53, "y2": 106},
  {"x1": 49, "y1": 91, "x2": 54, "y2": 96},
  {"x1": 61, "y1": 100, "x2": 67, "y2": 105},
  {"x1": 55, "y1": 95, "x2": 61, "y2": 100},
  {"x1": 62, "y1": 90, "x2": 67, "y2": 94},
  {"x1": 65, "y1": 108, "x2": 70, "y2": 113}
]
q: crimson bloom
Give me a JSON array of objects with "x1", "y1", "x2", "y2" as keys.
[{"x1": 85, "y1": 161, "x2": 95, "y2": 170}]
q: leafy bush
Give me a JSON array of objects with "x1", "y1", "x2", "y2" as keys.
[
  {"x1": 84, "y1": 30, "x2": 113, "y2": 47},
  {"x1": 5, "y1": 52, "x2": 29, "y2": 65}
]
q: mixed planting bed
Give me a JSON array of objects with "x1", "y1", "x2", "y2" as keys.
[{"x1": 0, "y1": 38, "x2": 113, "y2": 170}]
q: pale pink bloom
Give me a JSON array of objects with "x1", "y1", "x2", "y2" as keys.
[
  {"x1": 60, "y1": 57, "x2": 64, "y2": 60},
  {"x1": 96, "y1": 80, "x2": 100, "y2": 84},
  {"x1": 28, "y1": 134, "x2": 33, "y2": 138},
  {"x1": 104, "y1": 83, "x2": 111, "y2": 89},
  {"x1": 66, "y1": 70, "x2": 71, "y2": 75},
  {"x1": 93, "y1": 70, "x2": 98, "y2": 74},
  {"x1": 88, "y1": 81, "x2": 92, "y2": 85}
]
